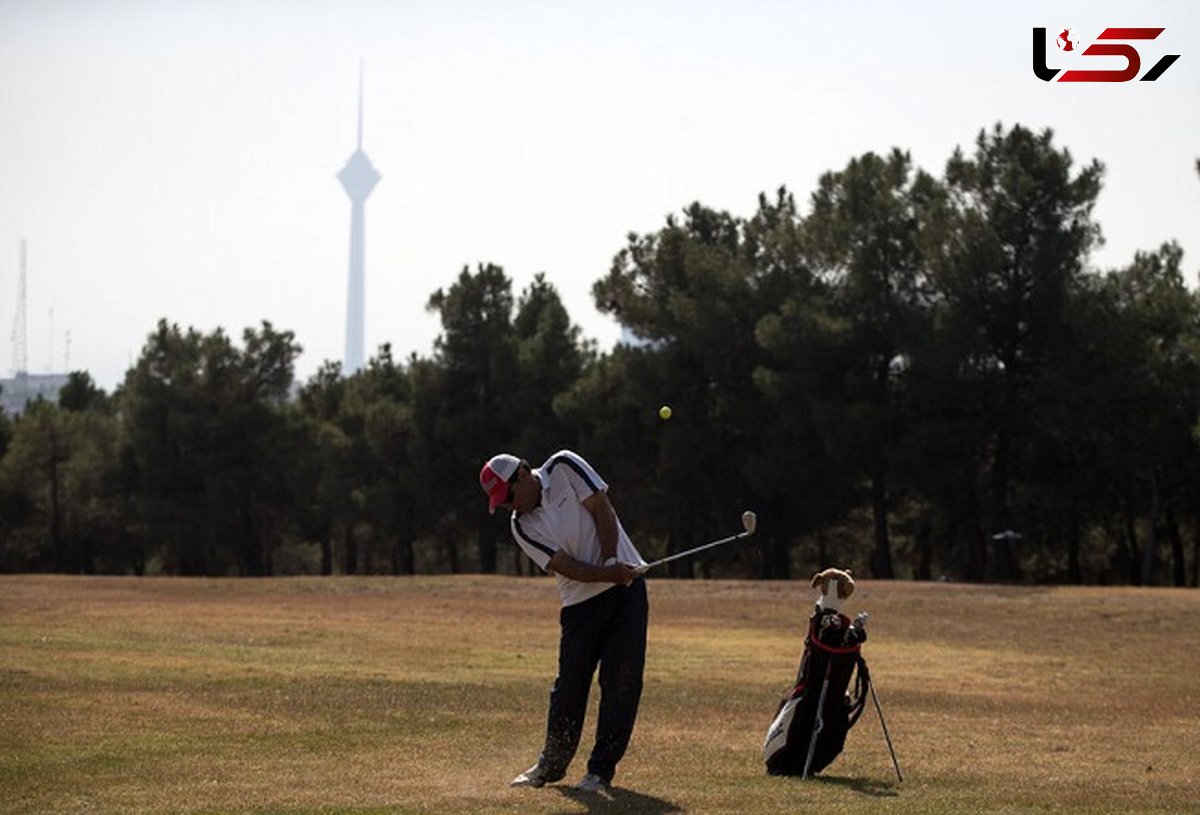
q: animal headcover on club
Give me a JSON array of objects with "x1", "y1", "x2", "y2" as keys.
[{"x1": 811, "y1": 567, "x2": 855, "y2": 612}]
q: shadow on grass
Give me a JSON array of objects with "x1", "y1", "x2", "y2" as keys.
[
  {"x1": 807, "y1": 773, "x2": 900, "y2": 798},
  {"x1": 554, "y1": 785, "x2": 684, "y2": 814}
]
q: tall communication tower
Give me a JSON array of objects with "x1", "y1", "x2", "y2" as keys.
[
  {"x1": 337, "y1": 66, "x2": 381, "y2": 376},
  {"x1": 11, "y1": 240, "x2": 28, "y2": 379}
]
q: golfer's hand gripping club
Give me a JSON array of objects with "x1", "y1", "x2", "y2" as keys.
[{"x1": 608, "y1": 561, "x2": 640, "y2": 585}]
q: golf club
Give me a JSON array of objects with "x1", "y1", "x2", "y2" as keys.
[
  {"x1": 636, "y1": 510, "x2": 757, "y2": 574},
  {"x1": 870, "y1": 679, "x2": 903, "y2": 782}
]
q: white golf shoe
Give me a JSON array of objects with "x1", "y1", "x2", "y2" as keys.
[
  {"x1": 576, "y1": 773, "x2": 611, "y2": 794},
  {"x1": 510, "y1": 764, "x2": 553, "y2": 788}
]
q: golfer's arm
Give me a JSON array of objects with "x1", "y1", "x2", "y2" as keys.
[
  {"x1": 546, "y1": 551, "x2": 627, "y2": 583},
  {"x1": 581, "y1": 490, "x2": 619, "y2": 561}
]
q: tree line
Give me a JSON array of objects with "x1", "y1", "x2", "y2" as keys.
[{"x1": 2, "y1": 123, "x2": 1197, "y2": 585}]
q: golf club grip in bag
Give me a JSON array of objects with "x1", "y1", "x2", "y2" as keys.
[{"x1": 763, "y1": 610, "x2": 869, "y2": 776}]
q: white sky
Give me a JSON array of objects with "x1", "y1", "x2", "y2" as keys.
[{"x1": 2, "y1": 0, "x2": 1198, "y2": 391}]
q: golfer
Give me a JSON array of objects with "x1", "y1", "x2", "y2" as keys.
[{"x1": 479, "y1": 449, "x2": 648, "y2": 794}]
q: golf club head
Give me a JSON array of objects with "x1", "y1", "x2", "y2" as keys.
[{"x1": 741, "y1": 510, "x2": 758, "y2": 535}]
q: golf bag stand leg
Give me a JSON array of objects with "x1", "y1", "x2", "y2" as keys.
[
  {"x1": 801, "y1": 662, "x2": 832, "y2": 779},
  {"x1": 868, "y1": 678, "x2": 903, "y2": 782}
]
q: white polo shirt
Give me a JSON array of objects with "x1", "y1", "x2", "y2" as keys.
[{"x1": 509, "y1": 449, "x2": 646, "y2": 607}]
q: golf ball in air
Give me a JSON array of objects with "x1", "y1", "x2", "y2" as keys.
[{"x1": 659, "y1": 405, "x2": 672, "y2": 420}]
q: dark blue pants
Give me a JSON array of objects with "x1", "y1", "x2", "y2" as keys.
[{"x1": 539, "y1": 578, "x2": 648, "y2": 784}]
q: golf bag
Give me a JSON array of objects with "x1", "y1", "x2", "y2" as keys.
[{"x1": 763, "y1": 606, "x2": 869, "y2": 776}]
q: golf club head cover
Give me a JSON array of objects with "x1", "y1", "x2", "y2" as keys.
[{"x1": 811, "y1": 567, "x2": 855, "y2": 612}]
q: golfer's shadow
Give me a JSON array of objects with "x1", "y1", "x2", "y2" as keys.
[
  {"x1": 555, "y1": 785, "x2": 683, "y2": 814},
  {"x1": 807, "y1": 773, "x2": 899, "y2": 798}
]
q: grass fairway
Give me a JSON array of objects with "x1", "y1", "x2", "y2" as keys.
[{"x1": 1, "y1": 575, "x2": 1197, "y2": 814}]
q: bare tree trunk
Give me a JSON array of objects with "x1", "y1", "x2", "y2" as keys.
[
  {"x1": 1140, "y1": 474, "x2": 1160, "y2": 586},
  {"x1": 669, "y1": 496, "x2": 696, "y2": 579},
  {"x1": 914, "y1": 515, "x2": 933, "y2": 581},
  {"x1": 1118, "y1": 499, "x2": 1139, "y2": 584},
  {"x1": 988, "y1": 365, "x2": 1024, "y2": 583},
  {"x1": 870, "y1": 468, "x2": 894, "y2": 578},
  {"x1": 1192, "y1": 493, "x2": 1200, "y2": 588},
  {"x1": 47, "y1": 423, "x2": 64, "y2": 572},
  {"x1": 1066, "y1": 520, "x2": 1082, "y2": 585},
  {"x1": 446, "y1": 529, "x2": 460, "y2": 574},
  {"x1": 239, "y1": 506, "x2": 265, "y2": 577},
  {"x1": 965, "y1": 501, "x2": 987, "y2": 582},
  {"x1": 759, "y1": 496, "x2": 791, "y2": 580},
  {"x1": 320, "y1": 537, "x2": 333, "y2": 576},
  {"x1": 1166, "y1": 505, "x2": 1185, "y2": 588},
  {"x1": 394, "y1": 538, "x2": 415, "y2": 575},
  {"x1": 344, "y1": 521, "x2": 358, "y2": 575},
  {"x1": 477, "y1": 515, "x2": 497, "y2": 574}
]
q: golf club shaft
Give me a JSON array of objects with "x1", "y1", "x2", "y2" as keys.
[
  {"x1": 639, "y1": 530, "x2": 750, "y2": 572},
  {"x1": 869, "y1": 680, "x2": 903, "y2": 782}
]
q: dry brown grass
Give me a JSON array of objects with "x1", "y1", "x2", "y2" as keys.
[{"x1": 1, "y1": 575, "x2": 1197, "y2": 814}]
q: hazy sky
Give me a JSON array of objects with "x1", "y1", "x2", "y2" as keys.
[{"x1": 2, "y1": 0, "x2": 1197, "y2": 391}]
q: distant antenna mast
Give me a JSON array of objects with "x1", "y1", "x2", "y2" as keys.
[
  {"x1": 357, "y1": 59, "x2": 365, "y2": 151},
  {"x1": 11, "y1": 240, "x2": 28, "y2": 378},
  {"x1": 64, "y1": 329, "x2": 71, "y2": 371}
]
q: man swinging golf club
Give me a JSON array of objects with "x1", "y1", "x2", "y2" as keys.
[{"x1": 480, "y1": 449, "x2": 648, "y2": 795}]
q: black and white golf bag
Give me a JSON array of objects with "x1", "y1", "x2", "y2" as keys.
[{"x1": 763, "y1": 606, "x2": 870, "y2": 776}]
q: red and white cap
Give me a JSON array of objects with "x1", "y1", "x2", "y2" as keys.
[{"x1": 480, "y1": 454, "x2": 521, "y2": 514}]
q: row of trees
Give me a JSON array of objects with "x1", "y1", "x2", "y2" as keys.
[{"x1": 2, "y1": 123, "x2": 1198, "y2": 585}]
